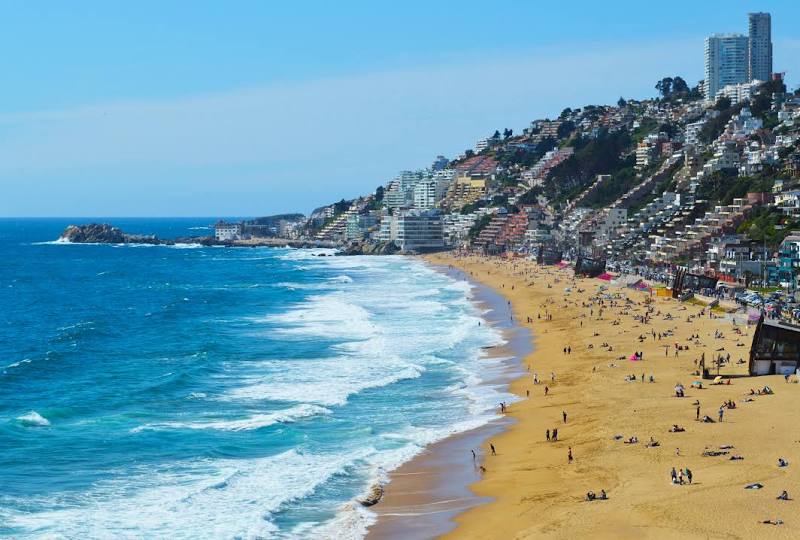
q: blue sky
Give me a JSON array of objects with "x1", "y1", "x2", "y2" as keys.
[{"x1": 1, "y1": 1, "x2": 798, "y2": 217}]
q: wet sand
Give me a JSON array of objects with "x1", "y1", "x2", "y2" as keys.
[{"x1": 367, "y1": 264, "x2": 531, "y2": 539}]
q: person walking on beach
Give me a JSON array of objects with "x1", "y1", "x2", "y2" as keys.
[
  {"x1": 696, "y1": 404, "x2": 700, "y2": 420},
  {"x1": 568, "y1": 447, "x2": 573, "y2": 463},
  {"x1": 718, "y1": 406, "x2": 724, "y2": 422},
  {"x1": 490, "y1": 443, "x2": 496, "y2": 456},
  {"x1": 552, "y1": 428, "x2": 558, "y2": 441},
  {"x1": 562, "y1": 411, "x2": 567, "y2": 423},
  {"x1": 686, "y1": 468, "x2": 693, "y2": 484},
  {"x1": 671, "y1": 467, "x2": 678, "y2": 484},
  {"x1": 471, "y1": 449, "x2": 476, "y2": 461},
  {"x1": 544, "y1": 386, "x2": 549, "y2": 396},
  {"x1": 546, "y1": 429, "x2": 550, "y2": 441},
  {"x1": 567, "y1": 346, "x2": 571, "y2": 355}
]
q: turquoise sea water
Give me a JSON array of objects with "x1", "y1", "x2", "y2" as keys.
[{"x1": 0, "y1": 219, "x2": 514, "y2": 539}]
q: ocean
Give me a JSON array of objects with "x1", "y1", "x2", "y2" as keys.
[{"x1": 0, "y1": 219, "x2": 515, "y2": 539}]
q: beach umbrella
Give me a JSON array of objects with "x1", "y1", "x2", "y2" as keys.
[{"x1": 713, "y1": 376, "x2": 723, "y2": 384}]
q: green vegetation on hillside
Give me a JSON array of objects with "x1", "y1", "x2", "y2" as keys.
[
  {"x1": 696, "y1": 169, "x2": 775, "y2": 205},
  {"x1": 737, "y1": 207, "x2": 800, "y2": 248},
  {"x1": 544, "y1": 129, "x2": 633, "y2": 205}
]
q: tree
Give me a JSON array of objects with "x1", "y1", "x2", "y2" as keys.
[
  {"x1": 617, "y1": 97, "x2": 627, "y2": 108},
  {"x1": 492, "y1": 130, "x2": 501, "y2": 139},
  {"x1": 672, "y1": 76, "x2": 689, "y2": 94},
  {"x1": 517, "y1": 186, "x2": 544, "y2": 205},
  {"x1": 658, "y1": 122, "x2": 678, "y2": 138},
  {"x1": 464, "y1": 149, "x2": 475, "y2": 158},
  {"x1": 559, "y1": 107, "x2": 572, "y2": 119},
  {"x1": 557, "y1": 120, "x2": 575, "y2": 139},
  {"x1": 374, "y1": 185, "x2": 385, "y2": 202},
  {"x1": 655, "y1": 77, "x2": 674, "y2": 98},
  {"x1": 503, "y1": 128, "x2": 513, "y2": 139},
  {"x1": 750, "y1": 91, "x2": 772, "y2": 118},
  {"x1": 714, "y1": 96, "x2": 732, "y2": 111}
]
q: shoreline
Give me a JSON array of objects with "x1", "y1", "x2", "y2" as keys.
[{"x1": 366, "y1": 260, "x2": 532, "y2": 539}]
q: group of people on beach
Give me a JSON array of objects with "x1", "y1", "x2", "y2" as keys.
[{"x1": 452, "y1": 252, "x2": 798, "y2": 531}]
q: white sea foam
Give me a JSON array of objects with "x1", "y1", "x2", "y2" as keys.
[
  {"x1": 5, "y1": 358, "x2": 32, "y2": 370},
  {"x1": 167, "y1": 243, "x2": 204, "y2": 249},
  {"x1": 2, "y1": 448, "x2": 375, "y2": 539},
  {"x1": 226, "y1": 356, "x2": 424, "y2": 407},
  {"x1": 130, "y1": 404, "x2": 331, "y2": 433},
  {"x1": 17, "y1": 411, "x2": 51, "y2": 427},
  {"x1": 31, "y1": 238, "x2": 73, "y2": 245},
  {"x1": 277, "y1": 248, "x2": 339, "y2": 260}
]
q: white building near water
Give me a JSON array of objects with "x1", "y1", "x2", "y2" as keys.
[
  {"x1": 395, "y1": 211, "x2": 444, "y2": 251},
  {"x1": 214, "y1": 221, "x2": 242, "y2": 241}
]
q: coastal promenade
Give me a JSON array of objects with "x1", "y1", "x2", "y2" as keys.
[{"x1": 395, "y1": 254, "x2": 799, "y2": 539}]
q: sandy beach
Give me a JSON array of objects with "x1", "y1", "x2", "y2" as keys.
[{"x1": 375, "y1": 253, "x2": 800, "y2": 539}]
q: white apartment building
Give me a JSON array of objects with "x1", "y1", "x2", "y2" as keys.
[
  {"x1": 704, "y1": 141, "x2": 740, "y2": 174},
  {"x1": 413, "y1": 180, "x2": 437, "y2": 210},
  {"x1": 716, "y1": 79, "x2": 762, "y2": 105},
  {"x1": 385, "y1": 185, "x2": 410, "y2": 210},
  {"x1": 214, "y1": 221, "x2": 242, "y2": 241},
  {"x1": 704, "y1": 34, "x2": 749, "y2": 99},
  {"x1": 685, "y1": 120, "x2": 705, "y2": 147},
  {"x1": 636, "y1": 142, "x2": 658, "y2": 171}
]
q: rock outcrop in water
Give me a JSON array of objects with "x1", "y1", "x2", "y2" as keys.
[
  {"x1": 59, "y1": 223, "x2": 165, "y2": 244},
  {"x1": 338, "y1": 241, "x2": 401, "y2": 256}
]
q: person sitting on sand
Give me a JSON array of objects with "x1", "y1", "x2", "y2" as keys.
[
  {"x1": 778, "y1": 458, "x2": 789, "y2": 468},
  {"x1": 670, "y1": 425, "x2": 685, "y2": 433},
  {"x1": 599, "y1": 489, "x2": 607, "y2": 500},
  {"x1": 586, "y1": 491, "x2": 596, "y2": 501},
  {"x1": 777, "y1": 490, "x2": 790, "y2": 500}
]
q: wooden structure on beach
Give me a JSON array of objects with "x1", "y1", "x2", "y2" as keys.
[
  {"x1": 749, "y1": 317, "x2": 800, "y2": 375},
  {"x1": 536, "y1": 245, "x2": 562, "y2": 265},
  {"x1": 574, "y1": 256, "x2": 606, "y2": 278},
  {"x1": 670, "y1": 267, "x2": 718, "y2": 298}
]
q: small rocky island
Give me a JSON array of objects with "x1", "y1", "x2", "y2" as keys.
[
  {"x1": 58, "y1": 223, "x2": 214, "y2": 246},
  {"x1": 57, "y1": 223, "x2": 338, "y2": 249}
]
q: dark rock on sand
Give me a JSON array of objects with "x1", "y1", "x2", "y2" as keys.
[{"x1": 358, "y1": 483, "x2": 384, "y2": 507}]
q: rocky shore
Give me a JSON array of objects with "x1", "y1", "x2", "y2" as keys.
[{"x1": 57, "y1": 224, "x2": 336, "y2": 249}]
